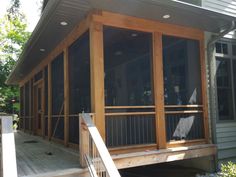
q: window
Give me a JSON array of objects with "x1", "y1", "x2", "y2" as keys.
[
  {"x1": 215, "y1": 42, "x2": 228, "y2": 55},
  {"x1": 216, "y1": 39, "x2": 236, "y2": 121},
  {"x1": 232, "y1": 44, "x2": 236, "y2": 56},
  {"x1": 216, "y1": 58, "x2": 234, "y2": 120}
]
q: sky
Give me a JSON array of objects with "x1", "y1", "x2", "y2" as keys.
[{"x1": 0, "y1": 0, "x2": 42, "y2": 32}]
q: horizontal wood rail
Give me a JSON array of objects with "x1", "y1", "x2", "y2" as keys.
[
  {"x1": 80, "y1": 113, "x2": 121, "y2": 177},
  {"x1": 105, "y1": 112, "x2": 156, "y2": 116},
  {"x1": 105, "y1": 106, "x2": 155, "y2": 109},
  {"x1": 165, "y1": 110, "x2": 203, "y2": 114},
  {"x1": 165, "y1": 105, "x2": 203, "y2": 108}
]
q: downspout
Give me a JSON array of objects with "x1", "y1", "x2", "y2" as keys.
[{"x1": 207, "y1": 21, "x2": 236, "y2": 170}]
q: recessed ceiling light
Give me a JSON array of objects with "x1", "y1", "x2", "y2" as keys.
[
  {"x1": 114, "y1": 51, "x2": 123, "y2": 56},
  {"x1": 60, "y1": 21, "x2": 68, "y2": 26},
  {"x1": 40, "y1": 48, "x2": 45, "y2": 52},
  {"x1": 131, "y1": 33, "x2": 138, "y2": 37},
  {"x1": 163, "y1": 14, "x2": 171, "y2": 19}
]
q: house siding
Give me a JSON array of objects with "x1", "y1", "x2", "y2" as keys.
[
  {"x1": 202, "y1": 0, "x2": 236, "y2": 164},
  {"x1": 216, "y1": 122, "x2": 236, "y2": 164}
]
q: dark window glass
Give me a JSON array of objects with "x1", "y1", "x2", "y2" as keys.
[
  {"x1": 215, "y1": 42, "x2": 221, "y2": 53},
  {"x1": 51, "y1": 53, "x2": 64, "y2": 115},
  {"x1": 232, "y1": 44, "x2": 236, "y2": 56},
  {"x1": 216, "y1": 58, "x2": 234, "y2": 120},
  {"x1": 222, "y1": 43, "x2": 228, "y2": 54},
  {"x1": 69, "y1": 31, "x2": 90, "y2": 114},
  {"x1": 233, "y1": 60, "x2": 236, "y2": 116},
  {"x1": 162, "y1": 35, "x2": 202, "y2": 105},
  {"x1": 104, "y1": 26, "x2": 153, "y2": 106},
  {"x1": 215, "y1": 42, "x2": 228, "y2": 54}
]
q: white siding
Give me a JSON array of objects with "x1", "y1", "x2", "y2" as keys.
[
  {"x1": 216, "y1": 122, "x2": 236, "y2": 163},
  {"x1": 202, "y1": 0, "x2": 236, "y2": 39}
]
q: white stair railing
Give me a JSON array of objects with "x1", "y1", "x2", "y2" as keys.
[
  {"x1": 79, "y1": 113, "x2": 121, "y2": 177},
  {"x1": 0, "y1": 114, "x2": 17, "y2": 177}
]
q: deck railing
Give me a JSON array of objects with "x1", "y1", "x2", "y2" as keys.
[
  {"x1": 79, "y1": 113, "x2": 121, "y2": 177},
  {"x1": 0, "y1": 114, "x2": 17, "y2": 177}
]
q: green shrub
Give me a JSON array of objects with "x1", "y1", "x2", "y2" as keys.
[{"x1": 220, "y1": 162, "x2": 236, "y2": 177}]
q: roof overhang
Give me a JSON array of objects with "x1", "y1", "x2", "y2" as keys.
[{"x1": 6, "y1": 0, "x2": 236, "y2": 85}]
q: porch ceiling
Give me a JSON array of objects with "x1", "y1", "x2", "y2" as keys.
[{"x1": 6, "y1": 0, "x2": 236, "y2": 85}]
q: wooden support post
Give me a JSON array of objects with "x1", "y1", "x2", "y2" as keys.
[
  {"x1": 23, "y1": 84, "x2": 26, "y2": 131},
  {"x1": 48, "y1": 63, "x2": 52, "y2": 140},
  {"x1": 153, "y1": 32, "x2": 166, "y2": 149},
  {"x1": 200, "y1": 39, "x2": 210, "y2": 143},
  {"x1": 64, "y1": 48, "x2": 69, "y2": 146},
  {"x1": 29, "y1": 79, "x2": 32, "y2": 133},
  {"x1": 42, "y1": 69, "x2": 45, "y2": 137},
  {"x1": 90, "y1": 21, "x2": 105, "y2": 140},
  {"x1": 79, "y1": 114, "x2": 89, "y2": 167}
]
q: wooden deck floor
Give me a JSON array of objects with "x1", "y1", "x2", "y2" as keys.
[{"x1": 13, "y1": 131, "x2": 87, "y2": 177}]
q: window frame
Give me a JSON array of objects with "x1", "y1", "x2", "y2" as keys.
[{"x1": 216, "y1": 38, "x2": 236, "y2": 122}]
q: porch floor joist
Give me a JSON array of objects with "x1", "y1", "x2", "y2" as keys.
[{"x1": 112, "y1": 144, "x2": 217, "y2": 169}]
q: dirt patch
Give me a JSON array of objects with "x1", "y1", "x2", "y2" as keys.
[{"x1": 120, "y1": 163, "x2": 205, "y2": 177}]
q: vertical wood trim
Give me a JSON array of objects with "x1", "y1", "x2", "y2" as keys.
[
  {"x1": 153, "y1": 32, "x2": 166, "y2": 149},
  {"x1": 64, "y1": 48, "x2": 69, "y2": 146},
  {"x1": 19, "y1": 87, "x2": 22, "y2": 129},
  {"x1": 90, "y1": 21, "x2": 105, "y2": 140},
  {"x1": 48, "y1": 63, "x2": 52, "y2": 140},
  {"x1": 29, "y1": 79, "x2": 32, "y2": 133},
  {"x1": 200, "y1": 38, "x2": 210, "y2": 143},
  {"x1": 42, "y1": 69, "x2": 45, "y2": 137},
  {"x1": 23, "y1": 84, "x2": 26, "y2": 131}
]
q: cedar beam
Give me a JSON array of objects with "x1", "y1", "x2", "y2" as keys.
[
  {"x1": 153, "y1": 32, "x2": 166, "y2": 149},
  {"x1": 48, "y1": 63, "x2": 52, "y2": 140},
  {"x1": 64, "y1": 48, "x2": 69, "y2": 146},
  {"x1": 90, "y1": 21, "x2": 105, "y2": 140}
]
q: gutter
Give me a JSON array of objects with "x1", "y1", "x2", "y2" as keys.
[{"x1": 207, "y1": 21, "x2": 236, "y2": 170}]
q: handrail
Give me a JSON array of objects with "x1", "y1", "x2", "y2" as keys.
[
  {"x1": 0, "y1": 114, "x2": 18, "y2": 177},
  {"x1": 79, "y1": 113, "x2": 121, "y2": 177}
]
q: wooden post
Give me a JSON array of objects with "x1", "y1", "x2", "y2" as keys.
[
  {"x1": 42, "y1": 70, "x2": 45, "y2": 137},
  {"x1": 29, "y1": 79, "x2": 32, "y2": 133},
  {"x1": 1, "y1": 115, "x2": 18, "y2": 177},
  {"x1": 79, "y1": 114, "x2": 89, "y2": 167},
  {"x1": 23, "y1": 84, "x2": 26, "y2": 131},
  {"x1": 153, "y1": 32, "x2": 166, "y2": 149},
  {"x1": 48, "y1": 63, "x2": 52, "y2": 140},
  {"x1": 90, "y1": 21, "x2": 105, "y2": 140},
  {"x1": 64, "y1": 48, "x2": 69, "y2": 146},
  {"x1": 200, "y1": 39, "x2": 210, "y2": 143}
]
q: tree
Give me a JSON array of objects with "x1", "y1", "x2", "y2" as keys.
[{"x1": 0, "y1": 0, "x2": 31, "y2": 113}]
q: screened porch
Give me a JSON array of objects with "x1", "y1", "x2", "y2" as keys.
[{"x1": 18, "y1": 11, "x2": 211, "y2": 156}]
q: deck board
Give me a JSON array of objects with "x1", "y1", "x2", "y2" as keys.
[{"x1": 13, "y1": 131, "x2": 84, "y2": 177}]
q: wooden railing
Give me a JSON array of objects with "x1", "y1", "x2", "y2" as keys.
[
  {"x1": 0, "y1": 114, "x2": 18, "y2": 177},
  {"x1": 79, "y1": 113, "x2": 121, "y2": 177}
]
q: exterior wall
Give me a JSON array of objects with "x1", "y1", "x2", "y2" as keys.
[
  {"x1": 202, "y1": 0, "x2": 236, "y2": 165},
  {"x1": 216, "y1": 122, "x2": 236, "y2": 164}
]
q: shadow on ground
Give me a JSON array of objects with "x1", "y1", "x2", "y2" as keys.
[{"x1": 120, "y1": 163, "x2": 205, "y2": 177}]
